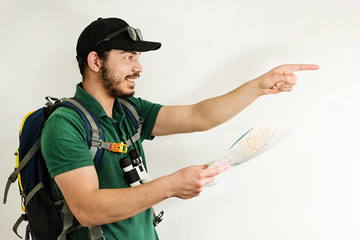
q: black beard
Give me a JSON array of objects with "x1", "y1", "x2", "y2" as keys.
[{"x1": 100, "y1": 65, "x2": 135, "y2": 99}]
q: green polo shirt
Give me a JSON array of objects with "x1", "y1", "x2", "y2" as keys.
[{"x1": 41, "y1": 84, "x2": 163, "y2": 240}]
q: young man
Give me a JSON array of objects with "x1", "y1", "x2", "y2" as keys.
[{"x1": 41, "y1": 17, "x2": 319, "y2": 239}]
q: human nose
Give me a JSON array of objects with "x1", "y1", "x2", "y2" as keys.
[{"x1": 133, "y1": 59, "x2": 143, "y2": 73}]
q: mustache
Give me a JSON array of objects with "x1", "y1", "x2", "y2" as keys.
[{"x1": 126, "y1": 72, "x2": 140, "y2": 79}]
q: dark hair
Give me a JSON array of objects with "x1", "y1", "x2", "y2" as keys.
[{"x1": 77, "y1": 51, "x2": 109, "y2": 77}]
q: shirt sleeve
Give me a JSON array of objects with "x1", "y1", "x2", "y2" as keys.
[
  {"x1": 127, "y1": 97, "x2": 163, "y2": 141},
  {"x1": 41, "y1": 107, "x2": 94, "y2": 178}
]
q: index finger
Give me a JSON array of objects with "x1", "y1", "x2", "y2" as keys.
[
  {"x1": 202, "y1": 163, "x2": 230, "y2": 178},
  {"x1": 279, "y1": 64, "x2": 320, "y2": 74}
]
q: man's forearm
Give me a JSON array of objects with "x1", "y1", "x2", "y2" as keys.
[
  {"x1": 55, "y1": 166, "x2": 173, "y2": 227},
  {"x1": 152, "y1": 80, "x2": 261, "y2": 136},
  {"x1": 192, "y1": 80, "x2": 260, "y2": 131},
  {"x1": 57, "y1": 163, "x2": 229, "y2": 227},
  {"x1": 68, "y1": 175, "x2": 172, "y2": 227}
]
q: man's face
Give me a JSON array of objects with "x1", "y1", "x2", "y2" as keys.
[{"x1": 100, "y1": 49, "x2": 143, "y2": 98}]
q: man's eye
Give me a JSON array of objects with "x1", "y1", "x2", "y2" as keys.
[{"x1": 125, "y1": 55, "x2": 133, "y2": 60}]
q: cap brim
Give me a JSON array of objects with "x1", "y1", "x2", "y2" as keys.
[{"x1": 115, "y1": 40, "x2": 161, "y2": 52}]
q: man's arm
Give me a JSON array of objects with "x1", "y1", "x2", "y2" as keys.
[
  {"x1": 152, "y1": 64, "x2": 319, "y2": 136},
  {"x1": 54, "y1": 163, "x2": 229, "y2": 227}
]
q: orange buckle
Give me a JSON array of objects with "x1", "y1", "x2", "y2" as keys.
[{"x1": 108, "y1": 142, "x2": 128, "y2": 153}]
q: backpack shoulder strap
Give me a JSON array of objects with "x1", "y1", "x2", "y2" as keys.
[
  {"x1": 118, "y1": 98, "x2": 143, "y2": 147},
  {"x1": 51, "y1": 98, "x2": 105, "y2": 166}
]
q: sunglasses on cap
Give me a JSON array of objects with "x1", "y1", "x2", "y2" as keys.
[{"x1": 95, "y1": 26, "x2": 143, "y2": 49}]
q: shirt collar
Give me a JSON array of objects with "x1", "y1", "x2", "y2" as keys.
[{"x1": 74, "y1": 83, "x2": 125, "y2": 119}]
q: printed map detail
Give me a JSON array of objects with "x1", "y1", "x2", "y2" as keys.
[
  {"x1": 208, "y1": 125, "x2": 291, "y2": 168},
  {"x1": 238, "y1": 126, "x2": 277, "y2": 157}
]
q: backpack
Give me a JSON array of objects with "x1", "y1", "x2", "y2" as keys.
[{"x1": 3, "y1": 96, "x2": 145, "y2": 240}]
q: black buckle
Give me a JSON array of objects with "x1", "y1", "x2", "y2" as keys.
[{"x1": 153, "y1": 211, "x2": 164, "y2": 227}]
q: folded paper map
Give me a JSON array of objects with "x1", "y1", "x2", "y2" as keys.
[{"x1": 208, "y1": 125, "x2": 292, "y2": 168}]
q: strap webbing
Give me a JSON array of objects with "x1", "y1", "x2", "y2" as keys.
[
  {"x1": 126, "y1": 132, "x2": 141, "y2": 147},
  {"x1": 3, "y1": 138, "x2": 41, "y2": 204},
  {"x1": 60, "y1": 98, "x2": 106, "y2": 158},
  {"x1": 62, "y1": 98, "x2": 102, "y2": 143},
  {"x1": 57, "y1": 202, "x2": 75, "y2": 240},
  {"x1": 57, "y1": 203, "x2": 105, "y2": 240},
  {"x1": 118, "y1": 99, "x2": 143, "y2": 146},
  {"x1": 12, "y1": 214, "x2": 27, "y2": 239},
  {"x1": 25, "y1": 182, "x2": 44, "y2": 207},
  {"x1": 118, "y1": 99, "x2": 141, "y2": 123},
  {"x1": 88, "y1": 225, "x2": 105, "y2": 240},
  {"x1": 89, "y1": 146, "x2": 98, "y2": 159}
]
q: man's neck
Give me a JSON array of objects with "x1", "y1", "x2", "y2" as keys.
[{"x1": 82, "y1": 76, "x2": 115, "y2": 118}]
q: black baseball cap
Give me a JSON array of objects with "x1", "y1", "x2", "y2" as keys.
[{"x1": 76, "y1": 17, "x2": 161, "y2": 61}]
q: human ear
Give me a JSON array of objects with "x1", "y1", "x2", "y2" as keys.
[{"x1": 87, "y1": 51, "x2": 103, "y2": 72}]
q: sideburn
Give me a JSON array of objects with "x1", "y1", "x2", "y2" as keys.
[{"x1": 99, "y1": 52, "x2": 135, "y2": 99}]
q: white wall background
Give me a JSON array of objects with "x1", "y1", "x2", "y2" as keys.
[{"x1": 1, "y1": 0, "x2": 359, "y2": 239}]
